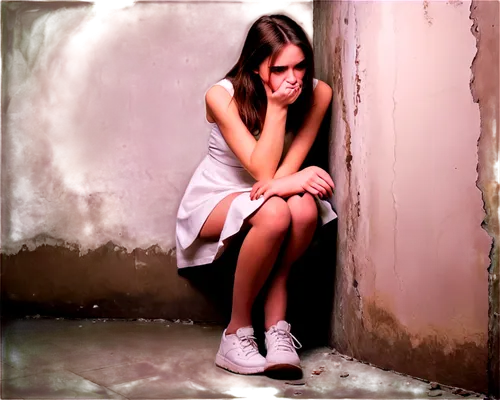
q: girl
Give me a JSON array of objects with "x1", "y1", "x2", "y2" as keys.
[{"x1": 176, "y1": 14, "x2": 337, "y2": 375}]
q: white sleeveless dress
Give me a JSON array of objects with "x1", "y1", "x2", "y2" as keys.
[{"x1": 176, "y1": 78, "x2": 337, "y2": 268}]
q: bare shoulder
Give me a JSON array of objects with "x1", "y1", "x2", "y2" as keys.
[
  {"x1": 205, "y1": 84, "x2": 232, "y2": 109},
  {"x1": 205, "y1": 84, "x2": 236, "y2": 123},
  {"x1": 313, "y1": 79, "x2": 333, "y2": 105}
]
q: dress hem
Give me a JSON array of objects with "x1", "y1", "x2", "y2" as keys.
[{"x1": 176, "y1": 194, "x2": 337, "y2": 269}]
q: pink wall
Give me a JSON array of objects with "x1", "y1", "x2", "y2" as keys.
[{"x1": 315, "y1": 0, "x2": 493, "y2": 392}]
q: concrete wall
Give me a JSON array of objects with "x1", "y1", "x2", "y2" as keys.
[
  {"x1": 313, "y1": 0, "x2": 497, "y2": 394},
  {"x1": 1, "y1": 0, "x2": 315, "y2": 322}
]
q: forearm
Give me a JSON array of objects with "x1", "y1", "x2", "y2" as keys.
[
  {"x1": 249, "y1": 104, "x2": 287, "y2": 180},
  {"x1": 274, "y1": 175, "x2": 305, "y2": 198},
  {"x1": 273, "y1": 164, "x2": 299, "y2": 180}
]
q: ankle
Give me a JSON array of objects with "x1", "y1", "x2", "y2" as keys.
[
  {"x1": 264, "y1": 318, "x2": 283, "y2": 331},
  {"x1": 226, "y1": 327, "x2": 237, "y2": 335},
  {"x1": 226, "y1": 322, "x2": 251, "y2": 335}
]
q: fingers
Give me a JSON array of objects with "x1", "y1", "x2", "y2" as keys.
[
  {"x1": 308, "y1": 181, "x2": 329, "y2": 198},
  {"x1": 316, "y1": 168, "x2": 335, "y2": 190},
  {"x1": 308, "y1": 167, "x2": 334, "y2": 194},
  {"x1": 271, "y1": 81, "x2": 302, "y2": 106},
  {"x1": 252, "y1": 182, "x2": 270, "y2": 200},
  {"x1": 250, "y1": 182, "x2": 261, "y2": 200},
  {"x1": 304, "y1": 184, "x2": 320, "y2": 196},
  {"x1": 256, "y1": 185, "x2": 266, "y2": 200},
  {"x1": 253, "y1": 186, "x2": 263, "y2": 201},
  {"x1": 262, "y1": 188, "x2": 275, "y2": 201},
  {"x1": 277, "y1": 82, "x2": 297, "y2": 97},
  {"x1": 289, "y1": 84, "x2": 302, "y2": 103},
  {"x1": 314, "y1": 176, "x2": 333, "y2": 197},
  {"x1": 278, "y1": 79, "x2": 295, "y2": 91}
]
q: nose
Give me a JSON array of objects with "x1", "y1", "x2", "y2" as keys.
[{"x1": 286, "y1": 68, "x2": 297, "y2": 84}]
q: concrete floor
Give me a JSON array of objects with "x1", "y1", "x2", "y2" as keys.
[{"x1": 1, "y1": 318, "x2": 484, "y2": 399}]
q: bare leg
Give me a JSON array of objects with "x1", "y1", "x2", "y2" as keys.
[
  {"x1": 226, "y1": 197, "x2": 291, "y2": 333},
  {"x1": 199, "y1": 192, "x2": 243, "y2": 240},
  {"x1": 199, "y1": 194, "x2": 291, "y2": 335},
  {"x1": 263, "y1": 193, "x2": 318, "y2": 330}
]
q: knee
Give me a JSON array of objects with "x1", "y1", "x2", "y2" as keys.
[
  {"x1": 251, "y1": 197, "x2": 291, "y2": 235},
  {"x1": 288, "y1": 193, "x2": 318, "y2": 228}
]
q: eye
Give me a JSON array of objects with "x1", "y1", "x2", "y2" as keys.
[
  {"x1": 270, "y1": 66, "x2": 286, "y2": 74},
  {"x1": 295, "y1": 61, "x2": 306, "y2": 70}
]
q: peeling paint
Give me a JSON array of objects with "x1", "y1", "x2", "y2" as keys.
[
  {"x1": 360, "y1": 302, "x2": 488, "y2": 393},
  {"x1": 1, "y1": 240, "x2": 223, "y2": 321},
  {"x1": 354, "y1": 44, "x2": 361, "y2": 117},
  {"x1": 469, "y1": 0, "x2": 500, "y2": 397},
  {"x1": 334, "y1": 37, "x2": 353, "y2": 176},
  {"x1": 323, "y1": 0, "x2": 364, "y2": 364},
  {"x1": 447, "y1": 0, "x2": 464, "y2": 8},
  {"x1": 423, "y1": 1, "x2": 433, "y2": 26}
]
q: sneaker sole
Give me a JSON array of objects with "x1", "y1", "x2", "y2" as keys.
[
  {"x1": 215, "y1": 353, "x2": 265, "y2": 375},
  {"x1": 264, "y1": 363, "x2": 303, "y2": 380}
]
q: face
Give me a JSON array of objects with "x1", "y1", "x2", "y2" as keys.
[{"x1": 256, "y1": 43, "x2": 306, "y2": 92}]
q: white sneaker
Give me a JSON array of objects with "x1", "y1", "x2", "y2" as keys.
[
  {"x1": 264, "y1": 320, "x2": 302, "y2": 372},
  {"x1": 215, "y1": 326, "x2": 266, "y2": 374}
]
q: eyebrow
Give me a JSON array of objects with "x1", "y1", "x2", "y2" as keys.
[{"x1": 271, "y1": 59, "x2": 306, "y2": 68}]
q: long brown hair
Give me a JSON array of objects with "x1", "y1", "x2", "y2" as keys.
[{"x1": 226, "y1": 15, "x2": 314, "y2": 135}]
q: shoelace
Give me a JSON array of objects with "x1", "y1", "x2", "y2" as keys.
[
  {"x1": 239, "y1": 334, "x2": 260, "y2": 357},
  {"x1": 270, "y1": 327, "x2": 303, "y2": 352}
]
